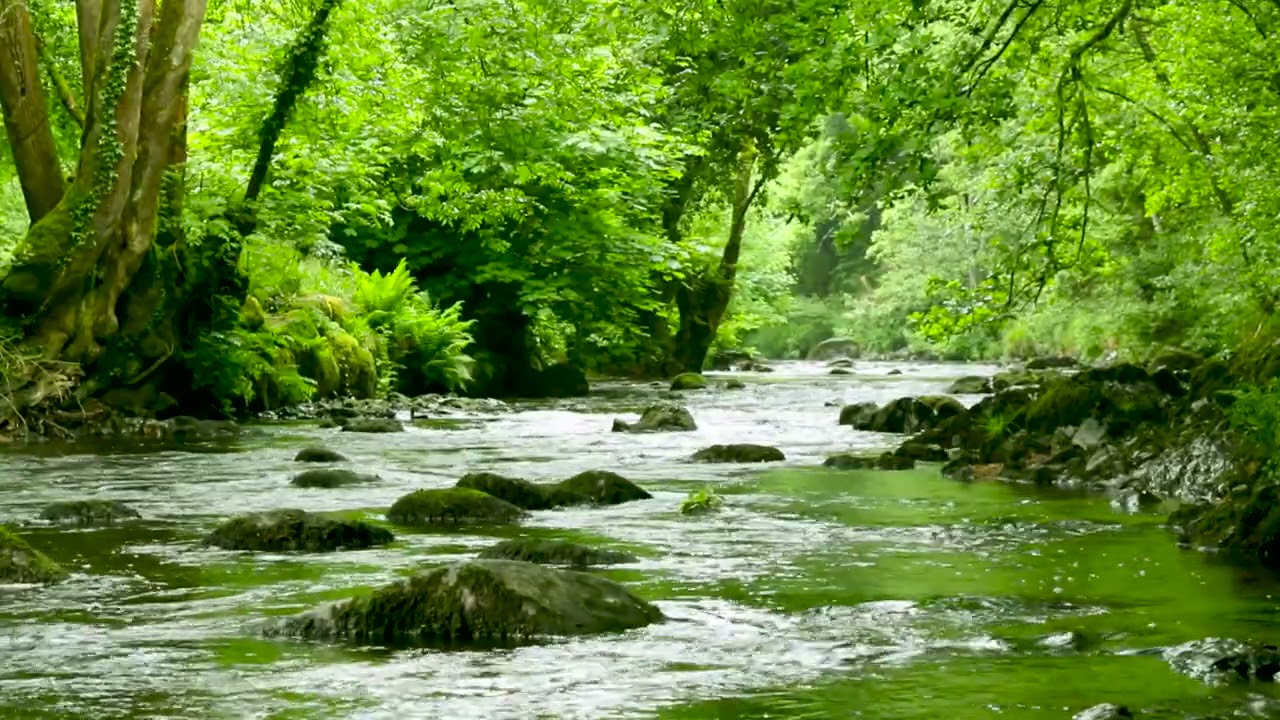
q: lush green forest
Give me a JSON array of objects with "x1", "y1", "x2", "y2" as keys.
[{"x1": 2, "y1": 0, "x2": 1279, "y2": 420}]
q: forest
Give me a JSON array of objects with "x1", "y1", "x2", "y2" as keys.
[{"x1": 2, "y1": 0, "x2": 1279, "y2": 417}]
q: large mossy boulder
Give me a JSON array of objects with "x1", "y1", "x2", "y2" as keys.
[
  {"x1": 478, "y1": 538, "x2": 638, "y2": 567},
  {"x1": 295, "y1": 447, "x2": 348, "y2": 463},
  {"x1": 291, "y1": 469, "x2": 377, "y2": 488},
  {"x1": 807, "y1": 337, "x2": 859, "y2": 361},
  {"x1": 611, "y1": 404, "x2": 697, "y2": 433},
  {"x1": 848, "y1": 397, "x2": 944, "y2": 434},
  {"x1": 838, "y1": 401, "x2": 879, "y2": 427},
  {"x1": 670, "y1": 372, "x2": 708, "y2": 391},
  {"x1": 0, "y1": 526, "x2": 68, "y2": 584},
  {"x1": 39, "y1": 499, "x2": 140, "y2": 526},
  {"x1": 387, "y1": 488, "x2": 528, "y2": 527},
  {"x1": 264, "y1": 559, "x2": 662, "y2": 646},
  {"x1": 947, "y1": 375, "x2": 992, "y2": 394},
  {"x1": 204, "y1": 509, "x2": 393, "y2": 552},
  {"x1": 456, "y1": 472, "x2": 557, "y2": 511},
  {"x1": 691, "y1": 444, "x2": 785, "y2": 463},
  {"x1": 552, "y1": 470, "x2": 652, "y2": 506}
]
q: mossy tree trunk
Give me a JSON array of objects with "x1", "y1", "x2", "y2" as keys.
[
  {"x1": 0, "y1": 0, "x2": 209, "y2": 412},
  {"x1": 671, "y1": 149, "x2": 765, "y2": 373}
]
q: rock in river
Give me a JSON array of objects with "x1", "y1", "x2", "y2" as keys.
[
  {"x1": 691, "y1": 444, "x2": 785, "y2": 463},
  {"x1": 340, "y1": 417, "x2": 404, "y2": 433},
  {"x1": 824, "y1": 452, "x2": 916, "y2": 471},
  {"x1": 388, "y1": 488, "x2": 528, "y2": 527},
  {"x1": 264, "y1": 559, "x2": 663, "y2": 646},
  {"x1": 291, "y1": 469, "x2": 378, "y2": 488},
  {"x1": 294, "y1": 446, "x2": 348, "y2": 463},
  {"x1": 611, "y1": 404, "x2": 697, "y2": 433},
  {"x1": 1163, "y1": 637, "x2": 1280, "y2": 684},
  {"x1": 0, "y1": 525, "x2": 68, "y2": 584},
  {"x1": 478, "y1": 538, "x2": 638, "y2": 567},
  {"x1": 553, "y1": 470, "x2": 652, "y2": 506},
  {"x1": 669, "y1": 372, "x2": 708, "y2": 391},
  {"x1": 204, "y1": 509, "x2": 394, "y2": 552},
  {"x1": 39, "y1": 499, "x2": 140, "y2": 525},
  {"x1": 1072, "y1": 704, "x2": 1133, "y2": 720},
  {"x1": 456, "y1": 472, "x2": 559, "y2": 511}
]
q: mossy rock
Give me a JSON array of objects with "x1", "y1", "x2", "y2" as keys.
[
  {"x1": 477, "y1": 538, "x2": 638, "y2": 567},
  {"x1": 291, "y1": 469, "x2": 377, "y2": 488},
  {"x1": 839, "y1": 401, "x2": 879, "y2": 427},
  {"x1": 331, "y1": 329, "x2": 379, "y2": 399},
  {"x1": 862, "y1": 397, "x2": 938, "y2": 434},
  {"x1": 830, "y1": 367, "x2": 852, "y2": 375},
  {"x1": 1171, "y1": 482, "x2": 1280, "y2": 567},
  {"x1": 824, "y1": 452, "x2": 916, "y2": 471},
  {"x1": 0, "y1": 525, "x2": 68, "y2": 584},
  {"x1": 551, "y1": 471, "x2": 652, "y2": 506},
  {"x1": 38, "y1": 500, "x2": 140, "y2": 526},
  {"x1": 611, "y1": 404, "x2": 697, "y2": 432},
  {"x1": 947, "y1": 376, "x2": 992, "y2": 394},
  {"x1": 387, "y1": 488, "x2": 528, "y2": 528},
  {"x1": 456, "y1": 472, "x2": 557, "y2": 511},
  {"x1": 690, "y1": 444, "x2": 785, "y2": 463},
  {"x1": 991, "y1": 370, "x2": 1048, "y2": 391},
  {"x1": 204, "y1": 509, "x2": 394, "y2": 553},
  {"x1": 894, "y1": 441, "x2": 948, "y2": 462},
  {"x1": 1147, "y1": 348, "x2": 1204, "y2": 374},
  {"x1": 341, "y1": 418, "x2": 404, "y2": 433},
  {"x1": 918, "y1": 395, "x2": 966, "y2": 421},
  {"x1": 670, "y1": 372, "x2": 708, "y2": 391},
  {"x1": 807, "y1": 337, "x2": 859, "y2": 361},
  {"x1": 241, "y1": 296, "x2": 267, "y2": 330},
  {"x1": 724, "y1": 379, "x2": 746, "y2": 390},
  {"x1": 1025, "y1": 356, "x2": 1078, "y2": 370},
  {"x1": 295, "y1": 447, "x2": 348, "y2": 463},
  {"x1": 263, "y1": 559, "x2": 663, "y2": 647}
]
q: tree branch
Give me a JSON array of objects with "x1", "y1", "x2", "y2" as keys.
[
  {"x1": 0, "y1": 0, "x2": 67, "y2": 223},
  {"x1": 34, "y1": 33, "x2": 85, "y2": 128}
]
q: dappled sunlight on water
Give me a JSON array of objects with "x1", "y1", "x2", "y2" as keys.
[{"x1": 2, "y1": 360, "x2": 1279, "y2": 718}]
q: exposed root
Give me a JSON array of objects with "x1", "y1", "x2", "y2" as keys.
[{"x1": 0, "y1": 334, "x2": 83, "y2": 439}]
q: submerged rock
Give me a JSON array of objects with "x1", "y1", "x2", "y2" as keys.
[
  {"x1": 294, "y1": 447, "x2": 348, "y2": 463},
  {"x1": 553, "y1": 470, "x2": 652, "y2": 506},
  {"x1": 1071, "y1": 703, "x2": 1133, "y2": 720},
  {"x1": 0, "y1": 526, "x2": 68, "y2": 584},
  {"x1": 669, "y1": 372, "x2": 708, "y2": 391},
  {"x1": 724, "y1": 379, "x2": 746, "y2": 390},
  {"x1": 204, "y1": 510, "x2": 393, "y2": 552},
  {"x1": 341, "y1": 417, "x2": 404, "y2": 433},
  {"x1": 824, "y1": 453, "x2": 915, "y2": 471},
  {"x1": 477, "y1": 538, "x2": 638, "y2": 567},
  {"x1": 387, "y1": 488, "x2": 528, "y2": 528},
  {"x1": 1163, "y1": 637, "x2": 1280, "y2": 684},
  {"x1": 829, "y1": 367, "x2": 852, "y2": 375},
  {"x1": 456, "y1": 472, "x2": 557, "y2": 511},
  {"x1": 691, "y1": 444, "x2": 785, "y2": 463},
  {"x1": 611, "y1": 404, "x2": 697, "y2": 433},
  {"x1": 291, "y1": 469, "x2": 377, "y2": 488},
  {"x1": 264, "y1": 559, "x2": 662, "y2": 646},
  {"x1": 38, "y1": 499, "x2": 140, "y2": 526}
]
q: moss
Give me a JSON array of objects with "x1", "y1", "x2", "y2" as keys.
[
  {"x1": 291, "y1": 469, "x2": 375, "y2": 488},
  {"x1": 331, "y1": 329, "x2": 378, "y2": 398},
  {"x1": 265, "y1": 559, "x2": 662, "y2": 646},
  {"x1": 550, "y1": 471, "x2": 652, "y2": 506},
  {"x1": 456, "y1": 472, "x2": 557, "y2": 510},
  {"x1": 947, "y1": 376, "x2": 992, "y2": 394},
  {"x1": 670, "y1": 372, "x2": 708, "y2": 391},
  {"x1": 204, "y1": 509, "x2": 393, "y2": 552},
  {"x1": 0, "y1": 525, "x2": 69, "y2": 584},
  {"x1": 241, "y1": 297, "x2": 266, "y2": 329},
  {"x1": 312, "y1": 345, "x2": 342, "y2": 398},
  {"x1": 340, "y1": 417, "x2": 403, "y2": 433},
  {"x1": 1172, "y1": 482, "x2": 1280, "y2": 568},
  {"x1": 690, "y1": 444, "x2": 785, "y2": 463},
  {"x1": 39, "y1": 500, "x2": 140, "y2": 525},
  {"x1": 386, "y1": 488, "x2": 528, "y2": 528},
  {"x1": 477, "y1": 538, "x2": 638, "y2": 567},
  {"x1": 1023, "y1": 377, "x2": 1097, "y2": 433}
]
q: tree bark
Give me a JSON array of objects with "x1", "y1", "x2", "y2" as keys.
[{"x1": 0, "y1": 0, "x2": 66, "y2": 223}]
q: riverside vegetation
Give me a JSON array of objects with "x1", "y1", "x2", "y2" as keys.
[{"x1": 3, "y1": 0, "x2": 1280, "y2": 717}]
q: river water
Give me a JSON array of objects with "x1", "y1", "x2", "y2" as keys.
[{"x1": 2, "y1": 361, "x2": 1278, "y2": 719}]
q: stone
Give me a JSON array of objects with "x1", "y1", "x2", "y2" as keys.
[
  {"x1": 552, "y1": 470, "x2": 652, "y2": 506},
  {"x1": 830, "y1": 367, "x2": 852, "y2": 375},
  {"x1": 0, "y1": 526, "x2": 68, "y2": 584},
  {"x1": 456, "y1": 472, "x2": 557, "y2": 511},
  {"x1": 341, "y1": 417, "x2": 404, "y2": 433},
  {"x1": 894, "y1": 441, "x2": 948, "y2": 462},
  {"x1": 611, "y1": 404, "x2": 697, "y2": 432},
  {"x1": 839, "y1": 401, "x2": 880, "y2": 427},
  {"x1": 1071, "y1": 704, "x2": 1133, "y2": 720},
  {"x1": 807, "y1": 337, "x2": 860, "y2": 361},
  {"x1": 204, "y1": 509, "x2": 393, "y2": 552},
  {"x1": 724, "y1": 379, "x2": 747, "y2": 390},
  {"x1": 669, "y1": 372, "x2": 708, "y2": 391},
  {"x1": 1025, "y1": 356, "x2": 1078, "y2": 369},
  {"x1": 387, "y1": 488, "x2": 528, "y2": 528},
  {"x1": 38, "y1": 500, "x2": 140, "y2": 525},
  {"x1": 264, "y1": 559, "x2": 663, "y2": 646},
  {"x1": 691, "y1": 444, "x2": 785, "y2": 463},
  {"x1": 1163, "y1": 637, "x2": 1280, "y2": 684},
  {"x1": 824, "y1": 452, "x2": 916, "y2": 471},
  {"x1": 1147, "y1": 347, "x2": 1204, "y2": 374},
  {"x1": 477, "y1": 538, "x2": 638, "y2": 567},
  {"x1": 295, "y1": 447, "x2": 348, "y2": 462},
  {"x1": 291, "y1": 469, "x2": 377, "y2": 488},
  {"x1": 947, "y1": 376, "x2": 992, "y2": 394}
]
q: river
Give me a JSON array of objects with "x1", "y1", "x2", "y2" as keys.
[{"x1": 2, "y1": 361, "x2": 1278, "y2": 718}]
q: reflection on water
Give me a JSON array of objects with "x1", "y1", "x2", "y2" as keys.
[{"x1": 1, "y1": 361, "x2": 1278, "y2": 719}]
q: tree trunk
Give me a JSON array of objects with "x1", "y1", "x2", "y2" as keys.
[
  {"x1": 0, "y1": 0, "x2": 66, "y2": 223},
  {"x1": 0, "y1": 0, "x2": 209, "y2": 420},
  {"x1": 671, "y1": 151, "x2": 764, "y2": 373}
]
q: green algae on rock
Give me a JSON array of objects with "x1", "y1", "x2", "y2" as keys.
[
  {"x1": 611, "y1": 404, "x2": 697, "y2": 433},
  {"x1": 264, "y1": 559, "x2": 662, "y2": 646},
  {"x1": 552, "y1": 470, "x2": 652, "y2": 506},
  {"x1": 0, "y1": 526, "x2": 69, "y2": 584},
  {"x1": 294, "y1": 447, "x2": 348, "y2": 462},
  {"x1": 290, "y1": 468, "x2": 377, "y2": 488},
  {"x1": 669, "y1": 372, "x2": 708, "y2": 391},
  {"x1": 477, "y1": 538, "x2": 638, "y2": 567},
  {"x1": 204, "y1": 509, "x2": 393, "y2": 552},
  {"x1": 38, "y1": 499, "x2": 140, "y2": 525},
  {"x1": 456, "y1": 472, "x2": 558, "y2": 510},
  {"x1": 690, "y1": 444, "x2": 785, "y2": 463},
  {"x1": 387, "y1": 488, "x2": 528, "y2": 527}
]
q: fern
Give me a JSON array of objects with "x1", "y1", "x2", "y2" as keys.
[{"x1": 353, "y1": 258, "x2": 416, "y2": 317}]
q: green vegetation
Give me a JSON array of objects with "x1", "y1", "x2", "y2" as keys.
[
  {"x1": 3, "y1": 0, "x2": 1280, "y2": 423},
  {"x1": 681, "y1": 487, "x2": 724, "y2": 516}
]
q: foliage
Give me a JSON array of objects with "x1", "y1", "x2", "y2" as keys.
[
  {"x1": 1229, "y1": 381, "x2": 1280, "y2": 471},
  {"x1": 680, "y1": 487, "x2": 724, "y2": 516}
]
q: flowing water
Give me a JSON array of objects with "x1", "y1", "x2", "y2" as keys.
[{"x1": 2, "y1": 361, "x2": 1279, "y2": 719}]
